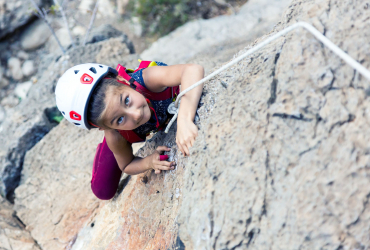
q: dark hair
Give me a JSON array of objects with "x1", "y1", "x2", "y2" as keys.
[{"x1": 87, "y1": 74, "x2": 128, "y2": 129}]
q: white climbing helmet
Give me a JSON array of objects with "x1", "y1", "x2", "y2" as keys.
[{"x1": 55, "y1": 63, "x2": 117, "y2": 130}]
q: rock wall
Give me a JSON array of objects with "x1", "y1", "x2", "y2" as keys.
[
  {"x1": 3, "y1": 0, "x2": 370, "y2": 249},
  {"x1": 14, "y1": 120, "x2": 104, "y2": 250},
  {"x1": 0, "y1": 196, "x2": 40, "y2": 250},
  {"x1": 178, "y1": 0, "x2": 370, "y2": 249}
]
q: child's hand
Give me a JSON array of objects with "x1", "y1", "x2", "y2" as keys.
[
  {"x1": 149, "y1": 146, "x2": 176, "y2": 174},
  {"x1": 176, "y1": 117, "x2": 198, "y2": 156}
]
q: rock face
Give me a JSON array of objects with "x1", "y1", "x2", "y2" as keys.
[
  {"x1": 14, "y1": 120, "x2": 104, "y2": 250},
  {"x1": 0, "y1": 196, "x2": 40, "y2": 250},
  {"x1": 0, "y1": 0, "x2": 46, "y2": 39},
  {"x1": 177, "y1": 0, "x2": 370, "y2": 249},
  {"x1": 140, "y1": 0, "x2": 291, "y2": 65},
  {"x1": 4, "y1": 0, "x2": 370, "y2": 249}
]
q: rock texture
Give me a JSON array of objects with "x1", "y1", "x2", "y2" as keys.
[
  {"x1": 4, "y1": 0, "x2": 370, "y2": 249},
  {"x1": 140, "y1": 0, "x2": 291, "y2": 65},
  {"x1": 0, "y1": 0, "x2": 45, "y2": 39},
  {"x1": 0, "y1": 196, "x2": 40, "y2": 250},
  {"x1": 20, "y1": 19, "x2": 52, "y2": 51},
  {"x1": 177, "y1": 0, "x2": 370, "y2": 249},
  {"x1": 14, "y1": 120, "x2": 104, "y2": 250}
]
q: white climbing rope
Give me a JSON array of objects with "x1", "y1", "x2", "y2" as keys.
[{"x1": 164, "y1": 21, "x2": 370, "y2": 133}]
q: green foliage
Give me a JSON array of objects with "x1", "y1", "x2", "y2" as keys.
[
  {"x1": 49, "y1": 4, "x2": 60, "y2": 15},
  {"x1": 128, "y1": 0, "x2": 190, "y2": 36}
]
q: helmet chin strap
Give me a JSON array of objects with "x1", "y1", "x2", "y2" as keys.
[{"x1": 88, "y1": 121, "x2": 101, "y2": 129}]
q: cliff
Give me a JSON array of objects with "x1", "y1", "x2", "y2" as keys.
[{"x1": 2, "y1": 0, "x2": 370, "y2": 249}]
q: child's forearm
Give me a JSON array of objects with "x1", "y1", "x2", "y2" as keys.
[
  {"x1": 178, "y1": 65, "x2": 204, "y2": 121},
  {"x1": 122, "y1": 156, "x2": 151, "y2": 175}
]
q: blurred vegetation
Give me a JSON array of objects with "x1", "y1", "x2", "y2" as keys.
[{"x1": 128, "y1": 0, "x2": 248, "y2": 36}]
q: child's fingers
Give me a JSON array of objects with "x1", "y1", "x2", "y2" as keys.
[
  {"x1": 183, "y1": 145, "x2": 190, "y2": 156},
  {"x1": 155, "y1": 161, "x2": 175, "y2": 171},
  {"x1": 190, "y1": 138, "x2": 195, "y2": 147}
]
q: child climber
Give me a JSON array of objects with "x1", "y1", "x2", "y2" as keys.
[{"x1": 55, "y1": 61, "x2": 204, "y2": 200}]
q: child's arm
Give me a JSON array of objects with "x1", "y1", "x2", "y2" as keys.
[
  {"x1": 143, "y1": 64, "x2": 205, "y2": 156},
  {"x1": 104, "y1": 129, "x2": 175, "y2": 174}
]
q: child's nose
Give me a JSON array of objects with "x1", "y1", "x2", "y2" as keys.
[{"x1": 127, "y1": 109, "x2": 141, "y2": 123}]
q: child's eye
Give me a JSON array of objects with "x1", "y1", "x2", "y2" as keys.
[
  {"x1": 117, "y1": 117, "x2": 124, "y2": 125},
  {"x1": 125, "y1": 96, "x2": 130, "y2": 106}
]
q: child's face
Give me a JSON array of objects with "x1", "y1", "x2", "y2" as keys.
[{"x1": 101, "y1": 85, "x2": 151, "y2": 130}]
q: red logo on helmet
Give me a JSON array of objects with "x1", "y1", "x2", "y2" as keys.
[
  {"x1": 70, "y1": 111, "x2": 82, "y2": 121},
  {"x1": 80, "y1": 73, "x2": 93, "y2": 84}
]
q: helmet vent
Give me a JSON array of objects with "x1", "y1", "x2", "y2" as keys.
[
  {"x1": 99, "y1": 65, "x2": 103, "y2": 68},
  {"x1": 74, "y1": 70, "x2": 79, "y2": 74},
  {"x1": 61, "y1": 111, "x2": 65, "y2": 115},
  {"x1": 89, "y1": 67, "x2": 97, "y2": 74},
  {"x1": 74, "y1": 123, "x2": 80, "y2": 126}
]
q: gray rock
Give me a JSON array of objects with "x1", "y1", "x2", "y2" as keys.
[
  {"x1": 8, "y1": 57, "x2": 23, "y2": 80},
  {"x1": 72, "y1": 26, "x2": 86, "y2": 36},
  {"x1": 0, "y1": 195, "x2": 40, "y2": 250},
  {"x1": 14, "y1": 81, "x2": 33, "y2": 100},
  {"x1": 14, "y1": 120, "x2": 103, "y2": 250},
  {"x1": 85, "y1": 24, "x2": 124, "y2": 45},
  {"x1": 17, "y1": 50, "x2": 30, "y2": 60},
  {"x1": 0, "y1": 68, "x2": 8, "y2": 89},
  {"x1": 21, "y1": 60, "x2": 35, "y2": 77},
  {"x1": 46, "y1": 28, "x2": 72, "y2": 53},
  {"x1": 0, "y1": 0, "x2": 45, "y2": 39},
  {"x1": 140, "y1": 0, "x2": 291, "y2": 64},
  {"x1": 177, "y1": 1, "x2": 370, "y2": 249},
  {"x1": 0, "y1": 95, "x2": 19, "y2": 108},
  {"x1": 0, "y1": 105, "x2": 4, "y2": 124},
  {"x1": 20, "y1": 19, "x2": 52, "y2": 51},
  {"x1": 7, "y1": 0, "x2": 370, "y2": 249},
  {"x1": 78, "y1": 0, "x2": 114, "y2": 17},
  {"x1": 0, "y1": 77, "x2": 9, "y2": 89},
  {"x1": 117, "y1": 0, "x2": 129, "y2": 15}
]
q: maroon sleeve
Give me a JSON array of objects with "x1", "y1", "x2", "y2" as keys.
[{"x1": 91, "y1": 138, "x2": 122, "y2": 200}]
